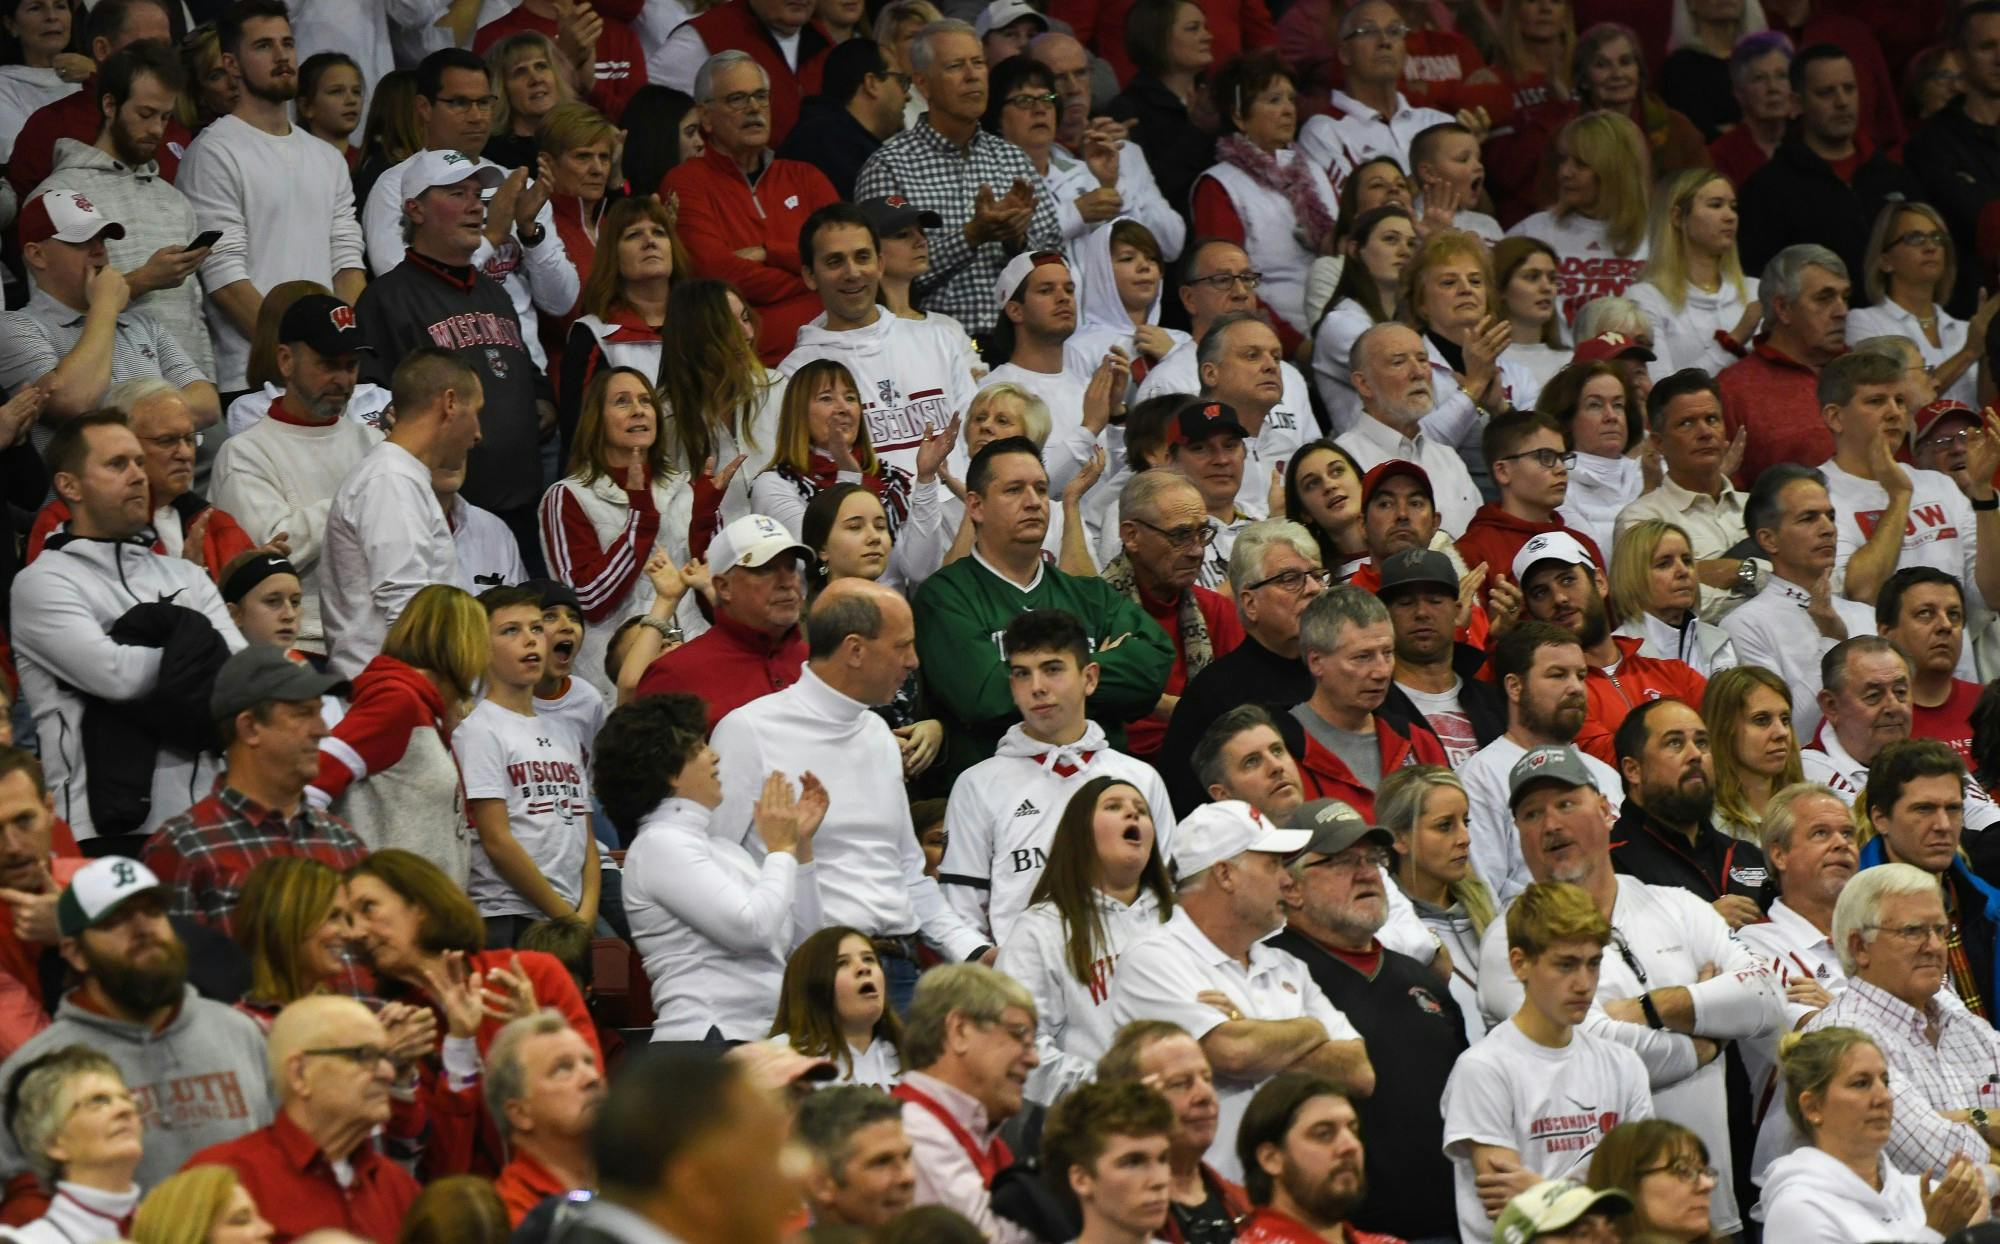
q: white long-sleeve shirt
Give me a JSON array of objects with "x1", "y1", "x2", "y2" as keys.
[
  {"x1": 1719, "y1": 573, "x2": 1878, "y2": 741},
  {"x1": 709, "y1": 664, "x2": 988, "y2": 960},
  {"x1": 1628, "y1": 276, "x2": 1760, "y2": 378},
  {"x1": 1043, "y1": 144, "x2": 1186, "y2": 261},
  {"x1": 178, "y1": 115, "x2": 366, "y2": 389},
  {"x1": 624, "y1": 796, "x2": 822, "y2": 1041},
  {"x1": 321, "y1": 441, "x2": 462, "y2": 680}
]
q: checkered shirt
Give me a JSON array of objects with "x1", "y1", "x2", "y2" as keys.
[
  {"x1": 142, "y1": 784, "x2": 370, "y2": 937},
  {"x1": 854, "y1": 117, "x2": 1063, "y2": 337}
]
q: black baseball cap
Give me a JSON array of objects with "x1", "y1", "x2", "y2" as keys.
[
  {"x1": 1167, "y1": 400, "x2": 1249, "y2": 448},
  {"x1": 1377, "y1": 548, "x2": 1458, "y2": 598},
  {"x1": 210, "y1": 645, "x2": 348, "y2": 721},
  {"x1": 279, "y1": 294, "x2": 370, "y2": 358},
  {"x1": 857, "y1": 196, "x2": 943, "y2": 236},
  {"x1": 524, "y1": 578, "x2": 584, "y2": 618}
]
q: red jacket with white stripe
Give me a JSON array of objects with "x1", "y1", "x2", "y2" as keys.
[
  {"x1": 1578, "y1": 635, "x2": 1708, "y2": 766},
  {"x1": 1296, "y1": 712, "x2": 1451, "y2": 820}
]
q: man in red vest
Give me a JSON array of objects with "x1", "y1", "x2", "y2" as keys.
[{"x1": 652, "y1": 0, "x2": 831, "y2": 146}]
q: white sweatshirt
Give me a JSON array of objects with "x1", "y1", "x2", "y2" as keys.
[
  {"x1": 1755, "y1": 1147, "x2": 1942, "y2": 1244},
  {"x1": 1628, "y1": 275, "x2": 1759, "y2": 377},
  {"x1": 321, "y1": 441, "x2": 462, "y2": 680},
  {"x1": 178, "y1": 115, "x2": 367, "y2": 389},
  {"x1": 777, "y1": 311, "x2": 982, "y2": 481},
  {"x1": 1506, "y1": 211, "x2": 1649, "y2": 329}
]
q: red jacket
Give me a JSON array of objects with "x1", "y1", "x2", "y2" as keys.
[
  {"x1": 1577, "y1": 635, "x2": 1709, "y2": 766},
  {"x1": 663, "y1": 145, "x2": 838, "y2": 365},
  {"x1": 684, "y1": 0, "x2": 831, "y2": 146},
  {"x1": 1296, "y1": 713, "x2": 1450, "y2": 820},
  {"x1": 1453, "y1": 504, "x2": 1606, "y2": 601},
  {"x1": 474, "y1": 8, "x2": 648, "y2": 121},
  {"x1": 26, "y1": 492, "x2": 256, "y2": 584},
  {"x1": 1051, "y1": 0, "x2": 1272, "y2": 86},
  {"x1": 1720, "y1": 338, "x2": 1834, "y2": 489},
  {"x1": 1708, "y1": 123, "x2": 1775, "y2": 191},
  {"x1": 635, "y1": 611, "x2": 808, "y2": 729},
  {"x1": 187, "y1": 1111, "x2": 420, "y2": 1244},
  {"x1": 9, "y1": 79, "x2": 191, "y2": 197},
  {"x1": 1236, "y1": 1206, "x2": 1403, "y2": 1244}
]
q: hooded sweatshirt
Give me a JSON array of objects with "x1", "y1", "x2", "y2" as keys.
[
  {"x1": 0, "y1": 986, "x2": 274, "y2": 1189},
  {"x1": 776, "y1": 310, "x2": 981, "y2": 481},
  {"x1": 1452, "y1": 504, "x2": 1606, "y2": 608},
  {"x1": 1755, "y1": 1147, "x2": 1941, "y2": 1244}
]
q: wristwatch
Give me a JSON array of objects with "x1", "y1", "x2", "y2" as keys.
[
  {"x1": 1639, "y1": 991, "x2": 1665, "y2": 1030},
  {"x1": 1971, "y1": 1106, "x2": 1990, "y2": 1133},
  {"x1": 639, "y1": 616, "x2": 683, "y2": 644},
  {"x1": 1733, "y1": 557, "x2": 1758, "y2": 598}
]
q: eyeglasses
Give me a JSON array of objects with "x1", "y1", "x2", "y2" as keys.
[
  {"x1": 1922, "y1": 427, "x2": 1978, "y2": 449},
  {"x1": 1133, "y1": 517, "x2": 1217, "y2": 548},
  {"x1": 716, "y1": 88, "x2": 773, "y2": 112},
  {"x1": 302, "y1": 1044, "x2": 394, "y2": 1068},
  {"x1": 1342, "y1": 22, "x2": 1410, "y2": 41},
  {"x1": 1304, "y1": 848, "x2": 1393, "y2": 873},
  {"x1": 1867, "y1": 921, "x2": 1952, "y2": 947},
  {"x1": 1005, "y1": 91, "x2": 1060, "y2": 110},
  {"x1": 140, "y1": 432, "x2": 199, "y2": 451},
  {"x1": 1608, "y1": 927, "x2": 1648, "y2": 986},
  {"x1": 878, "y1": 69, "x2": 914, "y2": 91},
  {"x1": 1188, "y1": 270, "x2": 1264, "y2": 291},
  {"x1": 982, "y1": 1019, "x2": 1037, "y2": 1050},
  {"x1": 434, "y1": 93, "x2": 498, "y2": 114},
  {"x1": 1243, "y1": 567, "x2": 1336, "y2": 594},
  {"x1": 1639, "y1": 1160, "x2": 1720, "y2": 1186},
  {"x1": 1495, "y1": 448, "x2": 1577, "y2": 471},
  {"x1": 1890, "y1": 229, "x2": 1949, "y2": 250}
]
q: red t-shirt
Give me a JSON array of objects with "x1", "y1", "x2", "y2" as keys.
[{"x1": 1913, "y1": 678, "x2": 1984, "y2": 766}]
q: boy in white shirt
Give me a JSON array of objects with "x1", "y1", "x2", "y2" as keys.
[
  {"x1": 1442, "y1": 880, "x2": 1653, "y2": 1243},
  {"x1": 525, "y1": 578, "x2": 620, "y2": 937},
  {"x1": 940, "y1": 608, "x2": 1176, "y2": 945},
  {"x1": 456, "y1": 585, "x2": 600, "y2": 947}
]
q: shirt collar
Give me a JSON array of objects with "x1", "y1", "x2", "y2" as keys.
[
  {"x1": 1166, "y1": 906, "x2": 1280, "y2": 971},
  {"x1": 1657, "y1": 472, "x2": 1741, "y2": 510},
  {"x1": 901, "y1": 1069, "x2": 995, "y2": 1138},
  {"x1": 217, "y1": 784, "x2": 302, "y2": 825},
  {"x1": 788, "y1": 663, "x2": 871, "y2": 723},
  {"x1": 1809, "y1": 731, "x2": 1866, "y2": 781},
  {"x1": 26, "y1": 284, "x2": 88, "y2": 328},
  {"x1": 272, "y1": 1108, "x2": 373, "y2": 1178},
  {"x1": 971, "y1": 545, "x2": 1045, "y2": 593},
  {"x1": 1766, "y1": 898, "x2": 1834, "y2": 952},
  {"x1": 1847, "y1": 976, "x2": 1946, "y2": 1037},
  {"x1": 1347, "y1": 411, "x2": 1426, "y2": 456},
  {"x1": 1329, "y1": 88, "x2": 1413, "y2": 122}
]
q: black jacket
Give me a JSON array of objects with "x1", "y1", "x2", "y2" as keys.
[
  {"x1": 1106, "y1": 75, "x2": 1215, "y2": 213},
  {"x1": 1905, "y1": 96, "x2": 2000, "y2": 318},
  {"x1": 82, "y1": 600, "x2": 232, "y2": 837},
  {"x1": 1610, "y1": 799, "x2": 1776, "y2": 910},
  {"x1": 1155, "y1": 635, "x2": 1313, "y2": 813},
  {"x1": 776, "y1": 96, "x2": 881, "y2": 202},
  {"x1": 1737, "y1": 132, "x2": 1922, "y2": 290}
]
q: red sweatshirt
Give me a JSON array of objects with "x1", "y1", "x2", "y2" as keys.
[
  {"x1": 1453, "y1": 504, "x2": 1606, "y2": 603},
  {"x1": 1720, "y1": 338, "x2": 1835, "y2": 489},
  {"x1": 309, "y1": 655, "x2": 458, "y2": 806}
]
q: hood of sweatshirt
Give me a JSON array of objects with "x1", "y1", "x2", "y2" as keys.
[
  {"x1": 52, "y1": 982, "x2": 204, "y2": 1041},
  {"x1": 1467, "y1": 503, "x2": 1570, "y2": 537},
  {"x1": 791, "y1": 307, "x2": 898, "y2": 360},
  {"x1": 1755, "y1": 1146, "x2": 1915, "y2": 1232},
  {"x1": 50, "y1": 135, "x2": 159, "y2": 180},
  {"x1": 1073, "y1": 214, "x2": 1161, "y2": 339},
  {"x1": 994, "y1": 719, "x2": 1111, "y2": 772},
  {"x1": 351, "y1": 653, "x2": 451, "y2": 730}
]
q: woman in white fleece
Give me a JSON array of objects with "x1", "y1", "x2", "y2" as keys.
[{"x1": 1756, "y1": 1026, "x2": 1986, "y2": 1243}]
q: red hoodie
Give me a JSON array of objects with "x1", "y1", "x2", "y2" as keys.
[
  {"x1": 310, "y1": 655, "x2": 458, "y2": 806},
  {"x1": 1453, "y1": 504, "x2": 1605, "y2": 605},
  {"x1": 1577, "y1": 635, "x2": 1709, "y2": 766},
  {"x1": 1296, "y1": 713, "x2": 1450, "y2": 820}
]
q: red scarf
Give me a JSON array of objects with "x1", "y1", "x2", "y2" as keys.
[{"x1": 892, "y1": 1082, "x2": 1013, "y2": 1186}]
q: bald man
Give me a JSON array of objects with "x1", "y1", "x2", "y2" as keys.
[
  {"x1": 186, "y1": 996, "x2": 419, "y2": 1244},
  {"x1": 711, "y1": 579, "x2": 992, "y2": 1013}
]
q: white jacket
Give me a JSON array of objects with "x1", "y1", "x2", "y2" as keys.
[
  {"x1": 777, "y1": 311, "x2": 981, "y2": 481},
  {"x1": 10, "y1": 531, "x2": 246, "y2": 841},
  {"x1": 1613, "y1": 612, "x2": 1739, "y2": 679},
  {"x1": 1629, "y1": 275, "x2": 1759, "y2": 378},
  {"x1": 1754, "y1": 1147, "x2": 1942, "y2": 1244}
]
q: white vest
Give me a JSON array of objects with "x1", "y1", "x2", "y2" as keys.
[
  {"x1": 1195, "y1": 152, "x2": 1335, "y2": 335},
  {"x1": 575, "y1": 314, "x2": 664, "y2": 381}
]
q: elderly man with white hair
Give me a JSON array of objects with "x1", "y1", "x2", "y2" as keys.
[{"x1": 1334, "y1": 323, "x2": 1484, "y2": 538}]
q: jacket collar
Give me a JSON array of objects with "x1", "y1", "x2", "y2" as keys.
[{"x1": 403, "y1": 248, "x2": 478, "y2": 291}]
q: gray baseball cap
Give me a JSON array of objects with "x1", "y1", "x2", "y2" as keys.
[
  {"x1": 1507, "y1": 744, "x2": 1599, "y2": 811},
  {"x1": 1287, "y1": 797, "x2": 1394, "y2": 857},
  {"x1": 210, "y1": 645, "x2": 348, "y2": 721}
]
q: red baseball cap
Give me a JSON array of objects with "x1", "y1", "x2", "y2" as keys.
[
  {"x1": 19, "y1": 190, "x2": 124, "y2": 248},
  {"x1": 1571, "y1": 331, "x2": 1655, "y2": 366},
  {"x1": 1361, "y1": 459, "x2": 1432, "y2": 504}
]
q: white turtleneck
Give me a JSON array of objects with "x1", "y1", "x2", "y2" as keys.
[{"x1": 12, "y1": 1180, "x2": 141, "y2": 1244}]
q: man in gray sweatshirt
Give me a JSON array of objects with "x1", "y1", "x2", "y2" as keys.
[{"x1": 0, "y1": 857, "x2": 271, "y2": 1192}]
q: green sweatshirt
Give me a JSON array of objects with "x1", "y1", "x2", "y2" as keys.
[{"x1": 914, "y1": 552, "x2": 1174, "y2": 781}]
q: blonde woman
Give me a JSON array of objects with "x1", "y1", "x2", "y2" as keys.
[
  {"x1": 134, "y1": 1166, "x2": 274, "y2": 1244},
  {"x1": 1844, "y1": 200, "x2": 1999, "y2": 410},
  {"x1": 483, "y1": 31, "x2": 574, "y2": 170},
  {"x1": 1507, "y1": 108, "x2": 1653, "y2": 326},
  {"x1": 1380, "y1": 764, "x2": 1494, "y2": 1045},
  {"x1": 1610, "y1": 520, "x2": 1740, "y2": 677},
  {"x1": 1703, "y1": 665, "x2": 1804, "y2": 841},
  {"x1": 941, "y1": 383, "x2": 1098, "y2": 575},
  {"x1": 1629, "y1": 169, "x2": 1762, "y2": 375}
]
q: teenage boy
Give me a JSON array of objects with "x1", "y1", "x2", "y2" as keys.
[
  {"x1": 1040, "y1": 1080, "x2": 1177, "y2": 1244},
  {"x1": 1441, "y1": 880, "x2": 1654, "y2": 1243},
  {"x1": 456, "y1": 585, "x2": 599, "y2": 947},
  {"x1": 1455, "y1": 411, "x2": 1605, "y2": 609},
  {"x1": 940, "y1": 609, "x2": 1176, "y2": 945}
]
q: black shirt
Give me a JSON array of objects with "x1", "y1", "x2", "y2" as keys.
[
  {"x1": 1154, "y1": 635, "x2": 1313, "y2": 813},
  {"x1": 1610, "y1": 800, "x2": 1776, "y2": 911},
  {"x1": 1169, "y1": 1177, "x2": 1240, "y2": 1244}
]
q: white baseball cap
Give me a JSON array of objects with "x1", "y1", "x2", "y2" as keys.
[
  {"x1": 1171, "y1": 800, "x2": 1312, "y2": 880},
  {"x1": 1511, "y1": 529, "x2": 1595, "y2": 587},
  {"x1": 57, "y1": 857, "x2": 165, "y2": 938},
  {"x1": 975, "y1": 0, "x2": 1049, "y2": 38},
  {"x1": 709, "y1": 513, "x2": 811, "y2": 572},
  {"x1": 19, "y1": 190, "x2": 125, "y2": 247},
  {"x1": 993, "y1": 249, "x2": 1068, "y2": 309},
  {"x1": 401, "y1": 149, "x2": 506, "y2": 202}
]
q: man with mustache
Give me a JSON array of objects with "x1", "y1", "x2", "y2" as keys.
[
  {"x1": 0, "y1": 858, "x2": 273, "y2": 1195},
  {"x1": 1335, "y1": 322, "x2": 1483, "y2": 538},
  {"x1": 1232, "y1": 1074, "x2": 1386, "y2": 1244},
  {"x1": 1269, "y1": 799, "x2": 1466, "y2": 1241},
  {"x1": 1474, "y1": 745, "x2": 1785, "y2": 1240},
  {"x1": 487, "y1": 1011, "x2": 607, "y2": 1226},
  {"x1": 176, "y1": 0, "x2": 366, "y2": 392}
]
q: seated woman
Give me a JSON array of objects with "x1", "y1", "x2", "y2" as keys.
[
  {"x1": 1494, "y1": 236, "x2": 1569, "y2": 389},
  {"x1": 539, "y1": 102, "x2": 622, "y2": 317},
  {"x1": 1703, "y1": 666, "x2": 1803, "y2": 843},
  {"x1": 1586, "y1": 1120, "x2": 1720, "y2": 1243},
  {"x1": 595, "y1": 693, "x2": 828, "y2": 1044},
  {"x1": 1537, "y1": 361, "x2": 1642, "y2": 562},
  {"x1": 1628, "y1": 169, "x2": 1761, "y2": 377},
  {"x1": 133, "y1": 1166, "x2": 274, "y2": 1244},
  {"x1": 1845, "y1": 200, "x2": 1996, "y2": 411},
  {"x1": 1379, "y1": 765, "x2": 1493, "y2": 1046},
  {"x1": 1610, "y1": 520, "x2": 1739, "y2": 678},
  {"x1": 1508, "y1": 105, "x2": 1654, "y2": 328},
  {"x1": 1282, "y1": 438, "x2": 1368, "y2": 578},
  {"x1": 994, "y1": 776, "x2": 1174, "y2": 1104},
  {"x1": 1756, "y1": 1026, "x2": 1985, "y2": 1243},
  {"x1": 768, "y1": 924, "x2": 905, "y2": 1089},
  {"x1": 232, "y1": 857, "x2": 355, "y2": 1029},
  {"x1": 3, "y1": 1047, "x2": 142, "y2": 1242},
  {"x1": 1311, "y1": 204, "x2": 1416, "y2": 429}
]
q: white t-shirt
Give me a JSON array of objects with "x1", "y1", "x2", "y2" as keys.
[
  {"x1": 1442, "y1": 1017, "x2": 1655, "y2": 1243},
  {"x1": 455, "y1": 698, "x2": 591, "y2": 919},
  {"x1": 1505, "y1": 211, "x2": 1649, "y2": 329},
  {"x1": 1821, "y1": 458, "x2": 1987, "y2": 620},
  {"x1": 534, "y1": 675, "x2": 609, "y2": 783},
  {"x1": 1397, "y1": 678, "x2": 1479, "y2": 766}
]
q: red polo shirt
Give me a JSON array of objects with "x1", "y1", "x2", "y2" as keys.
[
  {"x1": 496, "y1": 1151, "x2": 574, "y2": 1226},
  {"x1": 186, "y1": 1111, "x2": 420, "y2": 1244},
  {"x1": 634, "y1": 611, "x2": 807, "y2": 729}
]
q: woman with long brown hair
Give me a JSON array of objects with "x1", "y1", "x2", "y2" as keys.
[
  {"x1": 557, "y1": 197, "x2": 690, "y2": 459},
  {"x1": 1703, "y1": 664, "x2": 1804, "y2": 841},
  {"x1": 994, "y1": 775, "x2": 1174, "y2": 1103},
  {"x1": 655, "y1": 277, "x2": 780, "y2": 523},
  {"x1": 1587, "y1": 1119, "x2": 1719, "y2": 1242},
  {"x1": 769, "y1": 924, "x2": 905, "y2": 1089}
]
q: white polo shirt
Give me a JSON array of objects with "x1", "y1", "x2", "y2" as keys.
[
  {"x1": 1109, "y1": 907, "x2": 1360, "y2": 1181},
  {"x1": 1802, "y1": 732, "x2": 2000, "y2": 832},
  {"x1": 1735, "y1": 898, "x2": 1845, "y2": 1142}
]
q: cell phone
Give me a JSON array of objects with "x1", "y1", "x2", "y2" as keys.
[{"x1": 188, "y1": 230, "x2": 222, "y2": 251}]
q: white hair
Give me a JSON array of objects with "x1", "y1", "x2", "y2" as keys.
[
  {"x1": 693, "y1": 49, "x2": 768, "y2": 103},
  {"x1": 1831, "y1": 862, "x2": 1940, "y2": 975}
]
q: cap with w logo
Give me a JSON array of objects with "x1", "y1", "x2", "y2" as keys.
[
  {"x1": 278, "y1": 293, "x2": 371, "y2": 358},
  {"x1": 57, "y1": 857, "x2": 166, "y2": 938}
]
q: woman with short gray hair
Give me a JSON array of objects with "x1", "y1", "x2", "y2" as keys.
[{"x1": 3, "y1": 1045, "x2": 143, "y2": 1242}]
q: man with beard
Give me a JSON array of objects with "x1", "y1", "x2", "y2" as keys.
[
  {"x1": 7, "y1": 0, "x2": 188, "y2": 199},
  {"x1": 1474, "y1": 746, "x2": 1786, "y2": 1240},
  {"x1": 141, "y1": 646, "x2": 364, "y2": 937},
  {"x1": 1610, "y1": 699, "x2": 1777, "y2": 925},
  {"x1": 1040, "y1": 1081, "x2": 1176, "y2": 1244},
  {"x1": 797, "y1": 1087, "x2": 917, "y2": 1231},
  {"x1": 0, "y1": 749, "x2": 85, "y2": 1059},
  {"x1": 177, "y1": 0, "x2": 365, "y2": 392},
  {"x1": 985, "y1": 252, "x2": 1092, "y2": 442},
  {"x1": 1270, "y1": 800, "x2": 1466, "y2": 1241},
  {"x1": 0, "y1": 858, "x2": 272, "y2": 1194},
  {"x1": 1512, "y1": 532, "x2": 1707, "y2": 765},
  {"x1": 40, "y1": 41, "x2": 215, "y2": 381},
  {"x1": 1096, "y1": 1021, "x2": 1249, "y2": 1242},
  {"x1": 1335, "y1": 322, "x2": 1483, "y2": 538},
  {"x1": 1455, "y1": 622, "x2": 1626, "y2": 903},
  {"x1": 1381, "y1": 547, "x2": 1504, "y2": 767},
  {"x1": 186, "y1": 995, "x2": 418, "y2": 1243},
  {"x1": 486, "y1": 1010, "x2": 606, "y2": 1225},
  {"x1": 210, "y1": 296, "x2": 375, "y2": 662},
  {"x1": 1232, "y1": 1075, "x2": 1389, "y2": 1244}
]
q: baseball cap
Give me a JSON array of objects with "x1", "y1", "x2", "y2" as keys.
[
  {"x1": 1511, "y1": 530, "x2": 1595, "y2": 587},
  {"x1": 1915, "y1": 397, "x2": 1981, "y2": 445},
  {"x1": 19, "y1": 190, "x2": 125, "y2": 247},
  {"x1": 1507, "y1": 744, "x2": 1599, "y2": 811},
  {"x1": 1571, "y1": 331, "x2": 1656, "y2": 365},
  {"x1": 57, "y1": 857, "x2": 166, "y2": 938},
  {"x1": 210, "y1": 645, "x2": 349, "y2": 721},
  {"x1": 1172, "y1": 800, "x2": 1312, "y2": 879},
  {"x1": 975, "y1": 0, "x2": 1049, "y2": 38},
  {"x1": 1360, "y1": 459, "x2": 1432, "y2": 506},
  {"x1": 1376, "y1": 547, "x2": 1457, "y2": 598},
  {"x1": 401, "y1": 149, "x2": 506, "y2": 201},
  {"x1": 708, "y1": 514, "x2": 810, "y2": 572},
  {"x1": 857, "y1": 195, "x2": 943, "y2": 237},
  {"x1": 1494, "y1": 1180, "x2": 1632, "y2": 1244},
  {"x1": 278, "y1": 294, "x2": 370, "y2": 358},
  {"x1": 1286, "y1": 798, "x2": 1393, "y2": 858},
  {"x1": 994, "y1": 249, "x2": 1068, "y2": 308},
  {"x1": 1166, "y1": 400, "x2": 1249, "y2": 449}
]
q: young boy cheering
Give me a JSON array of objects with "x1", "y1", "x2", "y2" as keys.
[
  {"x1": 526, "y1": 580, "x2": 607, "y2": 778},
  {"x1": 456, "y1": 585, "x2": 600, "y2": 946}
]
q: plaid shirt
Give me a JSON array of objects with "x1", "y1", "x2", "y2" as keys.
[
  {"x1": 1807, "y1": 978, "x2": 2000, "y2": 1172},
  {"x1": 142, "y1": 785, "x2": 370, "y2": 937},
  {"x1": 854, "y1": 116, "x2": 1063, "y2": 337}
]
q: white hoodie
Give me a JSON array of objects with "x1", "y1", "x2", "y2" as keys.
[
  {"x1": 777, "y1": 310, "x2": 982, "y2": 481},
  {"x1": 1755, "y1": 1147, "x2": 1942, "y2": 1244}
]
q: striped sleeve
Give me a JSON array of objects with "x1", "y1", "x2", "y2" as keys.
[
  {"x1": 538, "y1": 483, "x2": 660, "y2": 623},
  {"x1": 307, "y1": 685, "x2": 433, "y2": 807}
]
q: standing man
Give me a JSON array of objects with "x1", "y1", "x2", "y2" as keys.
[
  {"x1": 1232, "y1": 1076, "x2": 1387, "y2": 1244},
  {"x1": 7, "y1": 0, "x2": 186, "y2": 198},
  {"x1": 1297, "y1": 0, "x2": 1452, "y2": 181},
  {"x1": 984, "y1": 250, "x2": 1092, "y2": 449},
  {"x1": 1718, "y1": 246, "x2": 1852, "y2": 487},
  {"x1": 651, "y1": 0, "x2": 834, "y2": 146},
  {"x1": 1094, "y1": 1022, "x2": 1250, "y2": 1242},
  {"x1": 1905, "y1": 1, "x2": 2000, "y2": 320}
]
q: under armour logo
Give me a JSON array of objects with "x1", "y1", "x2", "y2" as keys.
[
  {"x1": 536, "y1": 738, "x2": 552, "y2": 748},
  {"x1": 111, "y1": 862, "x2": 136, "y2": 886}
]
